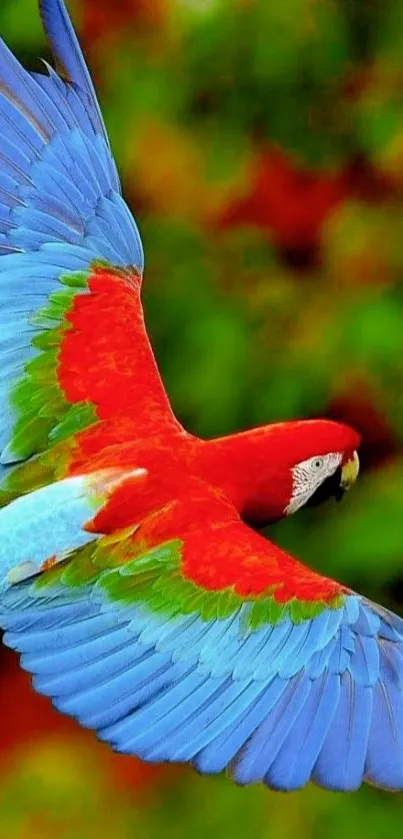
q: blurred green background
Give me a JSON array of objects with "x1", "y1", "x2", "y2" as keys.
[{"x1": 1, "y1": 0, "x2": 403, "y2": 835}]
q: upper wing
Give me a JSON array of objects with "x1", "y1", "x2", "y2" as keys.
[
  {"x1": 2, "y1": 478, "x2": 403, "y2": 793},
  {"x1": 0, "y1": 0, "x2": 180, "y2": 489}
]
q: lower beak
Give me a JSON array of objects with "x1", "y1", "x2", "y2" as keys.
[{"x1": 339, "y1": 451, "x2": 360, "y2": 494}]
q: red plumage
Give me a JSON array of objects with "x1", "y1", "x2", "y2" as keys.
[{"x1": 55, "y1": 267, "x2": 359, "y2": 602}]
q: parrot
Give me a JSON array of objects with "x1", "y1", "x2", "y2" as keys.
[{"x1": 0, "y1": 0, "x2": 401, "y2": 795}]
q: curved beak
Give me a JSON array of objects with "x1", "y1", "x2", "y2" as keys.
[{"x1": 340, "y1": 450, "x2": 360, "y2": 493}]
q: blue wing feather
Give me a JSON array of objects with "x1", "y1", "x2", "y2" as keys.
[
  {"x1": 313, "y1": 675, "x2": 373, "y2": 791},
  {"x1": 39, "y1": 0, "x2": 109, "y2": 143},
  {"x1": 194, "y1": 681, "x2": 284, "y2": 774},
  {"x1": 365, "y1": 678, "x2": 403, "y2": 789},
  {"x1": 9, "y1": 611, "x2": 124, "y2": 655},
  {"x1": 232, "y1": 674, "x2": 312, "y2": 785},
  {"x1": 150, "y1": 678, "x2": 261, "y2": 763},
  {"x1": 267, "y1": 672, "x2": 340, "y2": 790}
]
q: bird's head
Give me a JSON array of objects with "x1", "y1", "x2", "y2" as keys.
[
  {"x1": 285, "y1": 446, "x2": 360, "y2": 516},
  {"x1": 275, "y1": 419, "x2": 361, "y2": 522},
  {"x1": 237, "y1": 419, "x2": 361, "y2": 527}
]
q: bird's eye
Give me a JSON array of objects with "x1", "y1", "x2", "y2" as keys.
[{"x1": 311, "y1": 457, "x2": 324, "y2": 471}]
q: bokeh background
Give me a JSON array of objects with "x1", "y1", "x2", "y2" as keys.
[{"x1": 1, "y1": 0, "x2": 403, "y2": 835}]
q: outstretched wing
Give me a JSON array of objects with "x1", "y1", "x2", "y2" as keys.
[
  {"x1": 0, "y1": 0, "x2": 180, "y2": 494},
  {"x1": 2, "y1": 479, "x2": 403, "y2": 793}
]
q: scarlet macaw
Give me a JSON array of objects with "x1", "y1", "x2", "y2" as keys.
[{"x1": 0, "y1": 0, "x2": 400, "y2": 794}]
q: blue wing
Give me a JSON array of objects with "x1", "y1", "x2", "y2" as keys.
[
  {"x1": 0, "y1": 0, "x2": 143, "y2": 470},
  {"x1": 39, "y1": 0, "x2": 108, "y2": 142},
  {"x1": 2, "y1": 531, "x2": 403, "y2": 793}
]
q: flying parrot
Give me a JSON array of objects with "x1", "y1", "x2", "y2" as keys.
[{"x1": 0, "y1": 0, "x2": 401, "y2": 795}]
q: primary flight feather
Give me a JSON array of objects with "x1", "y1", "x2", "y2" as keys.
[{"x1": 0, "y1": 0, "x2": 401, "y2": 793}]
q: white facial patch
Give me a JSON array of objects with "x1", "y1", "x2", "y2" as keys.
[{"x1": 285, "y1": 452, "x2": 343, "y2": 516}]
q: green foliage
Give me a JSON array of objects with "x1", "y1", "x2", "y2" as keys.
[
  {"x1": 0, "y1": 0, "x2": 44, "y2": 49},
  {"x1": 1, "y1": 747, "x2": 403, "y2": 839}
]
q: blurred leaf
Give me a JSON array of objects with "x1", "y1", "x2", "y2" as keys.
[{"x1": 0, "y1": 0, "x2": 44, "y2": 47}]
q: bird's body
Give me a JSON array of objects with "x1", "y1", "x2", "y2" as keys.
[{"x1": 0, "y1": 0, "x2": 401, "y2": 794}]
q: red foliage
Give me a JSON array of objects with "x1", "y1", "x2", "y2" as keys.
[
  {"x1": 81, "y1": 0, "x2": 167, "y2": 46},
  {"x1": 329, "y1": 377, "x2": 399, "y2": 470},
  {"x1": 216, "y1": 145, "x2": 349, "y2": 251},
  {"x1": 0, "y1": 649, "x2": 75, "y2": 758},
  {"x1": 0, "y1": 648, "x2": 177, "y2": 795}
]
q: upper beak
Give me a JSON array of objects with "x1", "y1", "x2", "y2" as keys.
[{"x1": 340, "y1": 450, "x2": 360, "y2": 493}]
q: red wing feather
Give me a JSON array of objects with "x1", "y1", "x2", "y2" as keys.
[{"x1": 58, "y1": 265, "x2": 182, "y2": 442}]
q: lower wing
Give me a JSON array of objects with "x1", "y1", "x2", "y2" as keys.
[{"x1": 1, "y1": 475, "x2": 402, "y2": 793}]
